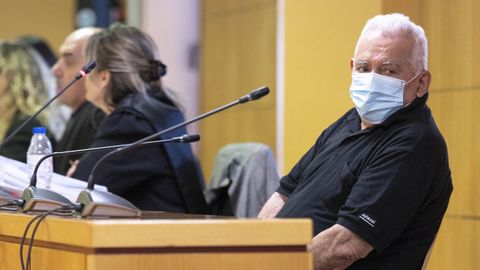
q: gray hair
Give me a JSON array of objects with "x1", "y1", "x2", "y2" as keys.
[
  {"x1": 354, "y1": 13, "x2": 428, "y2": 73},
  {"x1": 85, "y1": 24, "x2": 167, "y2": 107}
]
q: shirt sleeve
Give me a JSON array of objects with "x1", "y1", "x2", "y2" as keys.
[
  {"x1": 336, "y1": 148, "x2": 434, "y2": 252},
  {"x1": 277, "y1": 131, "x2": 327, "y2": 197}
]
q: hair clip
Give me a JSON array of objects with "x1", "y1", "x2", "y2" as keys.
[{"x1": 149, "y1": 60, "x2": 167, "y2": 81}]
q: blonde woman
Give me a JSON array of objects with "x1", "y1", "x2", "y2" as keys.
[
  {"x1": 18, "y1": 36, "x2": 71, "y2": 141},
  {"x1": 0, "y1": 41, "x2": 51, "y2": 162}
]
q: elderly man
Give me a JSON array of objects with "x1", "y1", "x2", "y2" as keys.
[
  {"x1": 52, "y1": 28, "x2": 104, "y2": 175},
  {"x1": 259, "y1": 13, "x2": 452, "y2": 269}
]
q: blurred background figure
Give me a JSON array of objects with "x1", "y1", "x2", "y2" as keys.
[
  {"x1": 17, "y1": 36, "x2": 57, "y2": 67},
  {"x1": 51, "y1": 27, "x2": 104, "y2": 175},
  {"x1": 0, "y1": 41, "x2": 52, "y2": 162},
  {"x1": 18, "y1": 36, "x2": 70, "y2": 141}
]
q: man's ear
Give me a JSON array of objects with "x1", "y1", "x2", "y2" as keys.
[
  {"x1": 350, "y1": 58, "x2": 354, "y2": 71},
  {"x1": 417, "y1": 70, "x2": 431, "y2": 97}
]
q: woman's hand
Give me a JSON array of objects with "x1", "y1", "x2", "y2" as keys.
[{"x1": 66, "y1": 160, "x2": 79, "y2": 177}]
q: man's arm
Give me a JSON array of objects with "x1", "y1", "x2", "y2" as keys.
[
  {"x1": 312, "y1": 224, "x2": 373, "y2": 270},
  {"x1": 257, "y1": 192, "x2": 288, "y2": 218}
]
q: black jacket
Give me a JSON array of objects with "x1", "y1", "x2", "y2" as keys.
[
  {"x1": 54, "y1": 102, "x2": 104, "y2": 175},
  {"x1": 72, "y1": 91, "x2": 209, "y2": 214},
  {"x1": 0, "y1": 112, "x2": 50, "y2": 162}
]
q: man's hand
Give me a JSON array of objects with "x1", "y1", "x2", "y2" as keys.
[
  {"x1": 257, "y1": 192, "x2": 287, "y2": 218},
  {"x1": 312, "y1": 224, "x2": 373, "y2": 270}
]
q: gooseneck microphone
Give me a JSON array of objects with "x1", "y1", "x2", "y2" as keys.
[
  {"x1": 29, "y1": 134, "x2": 199, "y2": 187},
  {"x1": 76, "y1": 86, "x2": 269, "y2": 218},
  {"x1": 238, "y1": 86, "x2": 270, "y2": 103},
  {"x1": 18, "y1": 134, "x2": 199, "y2": 213},
  {"x1": 87, "y1": 86, "x2": 269, "y2": 190},
  {"x1": 0, "y1": 61, "x2": 96, "y2": 205},
  {"x1": 0, "y1": 61, "x2": 96, "y2": 149}
]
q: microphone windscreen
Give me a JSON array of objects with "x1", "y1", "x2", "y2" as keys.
[
  {"x1": 83, "y1": 61, "x2": 96, "y2": 73},
  {"x1": 182, "y1": 134, "x2": 200, "y2": 143},
  {"x1": 76, "y1": 61, "x2": 97, "y2": 79},
  {"x1": 249, "y1": 86, "x2": 270, "y2": 100}
]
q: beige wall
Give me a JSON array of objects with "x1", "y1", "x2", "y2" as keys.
[{"x1": 0, "y1": 0, "x2": 74, "y2": 53}]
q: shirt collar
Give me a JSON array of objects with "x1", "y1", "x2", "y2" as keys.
[
  {"x1": 345, "y1": 92, "x2": 429, "y2": 132},
  {"x1": 379, "y1": 92, "x2": 428, "y2": 127}
]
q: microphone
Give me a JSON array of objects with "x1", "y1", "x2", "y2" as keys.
[
  {"x1": 239, "y1": 86, "x2": 270, "y2": 103},
  {"x1": 0, "y1": 61, "x2": 96, "y2": 204},
  {"x1": 75, "y1": 61, "x2": 96, "y2": 79},
  {"x1": 18, "y1": 134, "x2": 199, "y2": 213},
  {"x1": 76, "y1": 86, "x2": 270, "y2": 218},
  {"x1": 0, "y1": 61, "x2": 96, "y2": 149}
]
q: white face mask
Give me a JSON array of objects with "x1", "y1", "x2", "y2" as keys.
[{"x1": 349, "y1": 72, "x2": 421, "y2": 124}]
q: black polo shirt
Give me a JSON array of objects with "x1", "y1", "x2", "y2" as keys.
[{"x1": 276, "y1": 94, "x2": 452, "y2": 269}]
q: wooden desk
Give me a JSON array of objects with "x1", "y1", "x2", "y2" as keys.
[{"x1": 0, "y1": 211, "x2": 312, "y2": 270}]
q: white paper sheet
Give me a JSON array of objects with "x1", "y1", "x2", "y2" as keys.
[{"x1": 0, "y1": 155, "x2": 108, "y2": 202}]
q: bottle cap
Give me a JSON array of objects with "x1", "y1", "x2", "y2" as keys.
[{"x1": 32, "y1": 127, "x2": 47, "y2": 134}]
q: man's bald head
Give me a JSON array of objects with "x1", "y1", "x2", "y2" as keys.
[
  {"x1": 64, "y1": 27, "x2": 102, "y2": 58},
  {"x1": 52, "y1": 27, "x2": 102, "y2": 111}
]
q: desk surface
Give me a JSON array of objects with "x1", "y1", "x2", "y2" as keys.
[{"x1": 0, "y1": 211, "x2": 312, "y2": 249}]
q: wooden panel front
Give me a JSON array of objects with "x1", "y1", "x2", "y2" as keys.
[
  {"x1": 428, "y1": 90, "x2": 480, "y2": 216},
  {"x1": 0, "y1": 1, "x2": 74, "y2": 52},
  {"x1": 426, "y1": 216, "x2": 480, "y2": 270},
  {"x1": 200, "y1": 0, "x2": 277, "y2": 180},
  {"x1": 0, "y1": 212, "x2": 312, "y2": 269},
  {"x1": 0, "y1": 241, "x2": 85, "y2": 270},
  {"x1": 87, "y1": 252, "x2": 312, "y2": 270},
  {"x1": 1, "y1": 240, "x2": 310, "y2": 270}
]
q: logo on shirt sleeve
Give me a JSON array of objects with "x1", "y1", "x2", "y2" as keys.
[{"x1": 359, "y1": 213, "x2": 376, "y2": 227}]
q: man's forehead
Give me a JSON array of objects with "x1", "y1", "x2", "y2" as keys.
[
  {"x1": 354, "y1": 59, "x2": 401, "y2": 66},
  {"x1": 59, "y1": 28, "x2": 100, "y2": 55},
  {"x1": 355, "y1": 33, "x2": 413, "y2": 63},
  {"x1": 357, "y1": 30, "x2": 413, "y2": 52},
  {"x1": 59, "y1": 36, "x2": 83, "y2": 56}
]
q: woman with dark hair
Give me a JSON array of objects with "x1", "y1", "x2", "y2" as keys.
[{"x1": 70, "y1": 24, "x2": 208, "y2": 214}]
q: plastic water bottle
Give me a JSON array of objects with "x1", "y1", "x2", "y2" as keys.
[{"x1": 27, "y1": 127, "x2": 53, "y2": 188}]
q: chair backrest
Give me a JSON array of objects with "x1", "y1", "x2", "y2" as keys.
[{"x1": 206, "y1": 143, "x2": 280, "y2": 217}]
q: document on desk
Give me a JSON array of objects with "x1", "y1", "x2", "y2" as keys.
[{"x1": 0, "y1": 155, "x2": 107, "y2": 202}]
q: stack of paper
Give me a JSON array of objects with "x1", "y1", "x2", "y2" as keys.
[{"x1": 0, "y1": 155, "x2": 108, "y2": 202}]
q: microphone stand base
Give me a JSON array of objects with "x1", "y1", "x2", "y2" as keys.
[
  {"x1": 21, "y1": 186, "x2": 72, "y2": 212},
  {"x1": 76, "y1": 189, "x2": 141, "y2": 218}
]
